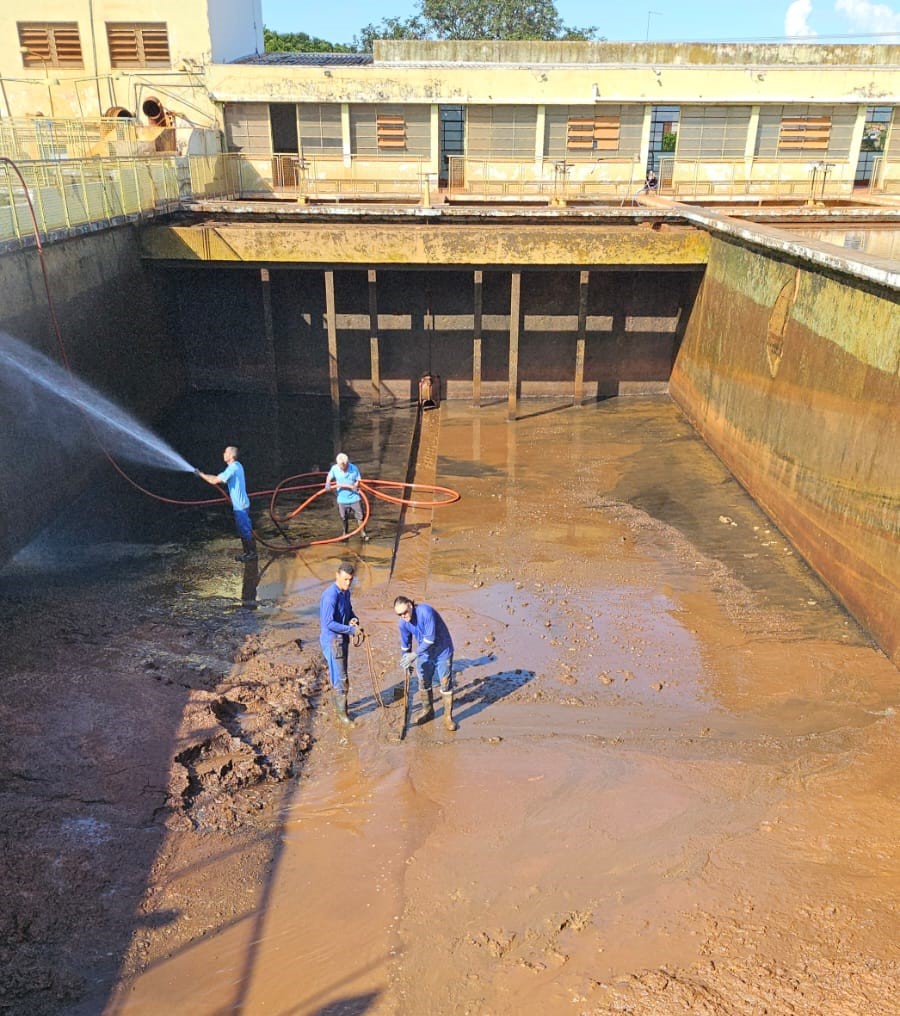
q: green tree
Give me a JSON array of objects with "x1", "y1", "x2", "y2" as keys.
[
  {"x1": 264, "y1": 27, "x2": 353, "y2": 53},
  {"x1": 357, "y1": 0, "x2": 599, "y2": 51}
]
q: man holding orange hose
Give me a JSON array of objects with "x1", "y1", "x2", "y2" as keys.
[{"x1": 197, "y1": 445, "x2": 257, "y2": 562}]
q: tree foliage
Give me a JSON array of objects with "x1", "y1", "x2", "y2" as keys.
[
  {"x1": 357, "y1": 0, "x2": 599, "y2": 52},
  {"x1": 264, "y1": 28, "x2": 353, "y2": 53}
]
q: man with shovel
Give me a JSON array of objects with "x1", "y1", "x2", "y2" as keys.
[
  {"x1": 319, "y1": 561, "x2": 363, "y2": 726},
  {"x1": 393, "y1": 595, "x2": 457, "y2": 732}
]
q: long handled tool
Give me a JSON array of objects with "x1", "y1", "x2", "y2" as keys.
[
  {"x1": 359, "y1": 630, "x2": 387, "y2": 711},
  {"x1": 398, "y1": 665, "x2": 413, "y2": 741}
]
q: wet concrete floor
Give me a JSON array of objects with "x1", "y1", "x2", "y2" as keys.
[{"x1": 104, "y1": 396, "x2": 898, "y2": 1015}]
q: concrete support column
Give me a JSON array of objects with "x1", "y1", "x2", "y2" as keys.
[
  {"x1": 473, "y1": 269, "x2": 483, "y2": 408},
  {"x1": 260, "y1": 267, "x2": 278, "y2": 395},
  {"x1": 430, "y1": 103, "x2": 441, "y2": 182},
  {"x1": 535, "y1": 105, "x2": 546, "y2": 169},
  {"x1": 639, "y1": 105, "x2": 653, "y2": 169},
  {"x1": 325, "y1": 270, "x2": 340, "y2": 420},
  {"x1": 745, "y1": 105, "x2": 760, "y2": 183},
  {"x1": 508, "y1": 270, "x2": 521, "y2": 422},
  {"x1": 848, "y1": 105, "x2": 869, "y2": 192},
  {"x1": 368, "y1": 269, "x2": 380, "y2": 406},
  {"x1": 574, "y1": 269, "x2": 589, "y2": 406},
  {"x1": 341, "y1": 104, "x2": 351, "y2": 167}
]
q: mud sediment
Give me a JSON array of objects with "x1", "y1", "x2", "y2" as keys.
[{"x1": 2, "y1": 397, "x2": 897, "y2": 1016}]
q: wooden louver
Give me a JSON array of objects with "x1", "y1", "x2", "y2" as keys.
[
  {"x1": 567, "y1": 114, "x2": 620, "y2": 151},
  {"x1": 376, "y1": 114, "x2": 406, "y2": 149},
  {"x1": 107, "y1": 23, "x2": 170, "y2": 68},
  {"x1": 778, "y1": 116, "x2": 831, "y2": 150},
  {"x1": 18, "y1": 23, "x2": 83, "y2": 67}
]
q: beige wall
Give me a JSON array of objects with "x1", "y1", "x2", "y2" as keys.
[
  {"x1": 205, "y1": 60, "x2": 900, "y2": 108},
  {"x1": 0, "y1": 0, "x2": 232, "y2": 123}
]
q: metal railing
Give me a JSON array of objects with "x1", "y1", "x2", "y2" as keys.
[
  {"x1": 663, "y1": 157, "x2": 856, "y2": 200},
  {"x1": 3, "y1": 149, "x2": 898, "y2": 248},
  {"x1": 0, "y1": 156, "x2": 180, "y2": 244},
  {"x1": 184, "y1": 153, "x2": 429, "y2": 202},
  {"x1": 444, "y1": 154, "x2": 895, "y2": 202},
  {"x1": 271, "y1": 153, "x2": 427, "y2": 201},
  {"x1": 445, "y1": 155, "x2": 644, "y2": 202},
  {"x1": 0, "y1": 117, "x2": 143, "y2": 161}
]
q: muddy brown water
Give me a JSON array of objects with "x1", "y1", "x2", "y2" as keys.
[{"x1": 99, "y1": 396, "x2": 899, "y2": 1016}]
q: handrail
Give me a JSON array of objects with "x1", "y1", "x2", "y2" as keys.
[
  {"x1": 1, "y1": 149, "x2": 896, "y2": 246},
  {"x1": 0, "y1": 155, "x2": 179, "y2": 245}
]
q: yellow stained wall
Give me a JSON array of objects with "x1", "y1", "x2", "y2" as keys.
[
  {"x1": 206, "y1": 59, "x2": 899, "y2": 110},
  {"x1": 670, "y1": 236, "x2": 900, "y2": 665},
  {"x1": 139, "y1": 220, "x2": 710, "y2": 266}
]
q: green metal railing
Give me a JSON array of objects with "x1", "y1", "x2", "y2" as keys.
[
  {"x1": 2, "y1": 149, "x2": 898, "y2": 248},
  {"x1": 0, "y1": 156, "x2": 180, "y2": 244}
]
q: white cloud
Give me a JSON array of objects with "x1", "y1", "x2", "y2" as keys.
[
  {"x1": 785, "y1": 0, "x2": 818, "y2": 35},
  {"x1": 834, "y1": 0, "x2": 900, "y2": 37}
]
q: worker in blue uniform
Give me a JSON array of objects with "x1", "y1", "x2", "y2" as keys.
[
  {"x1": 324, "y1": 452, "x2": 370, "y2": 540},
  {"x1": 198, "y1": 445, "x2": 257, "y2": 562},
  {"x1": 319, "y1": 561, "x2": 362, "y2": 726},
  {"x1": 393, "y1": 595, "x2": 457, "y2": 731}
]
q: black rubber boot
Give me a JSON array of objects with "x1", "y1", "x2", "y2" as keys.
[
  {"x1": 441, "y1": 690, "x2": 458, "y2": 731},
  {"x1": 332, "y1": 690, "x2": 354, "y2": 727},
  {"x1": 234, "y1": 537, "x2": 258, "y2": 562},
  {"x1": 417, "y1": 686, "x2": 435, "y2": 725}
]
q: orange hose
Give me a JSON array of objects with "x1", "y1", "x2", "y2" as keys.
[{"x1": 258, "y1": 474, "x2": 461, "y2": 553}]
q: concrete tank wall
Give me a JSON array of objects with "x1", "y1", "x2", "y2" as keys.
[
  {"x1": 670, "y1": 237, "x2": 899, "y2": 665},
  {"x1": 163, "y1": 265, "x2": 701, "y2": 401},
  {"x1": 0, "y1": 227, "x2": 186, "y2": 566}
]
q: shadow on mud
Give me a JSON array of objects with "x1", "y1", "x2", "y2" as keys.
[
  {"x1": 313, "y1": 990, "x2": 381, "y2": 1015},
  {"x1": 350, "y1": 655, "x2": 533, "y2": 726},
  {"x1": 453, "y1": 664, "x2": 535, "y2": 723}
]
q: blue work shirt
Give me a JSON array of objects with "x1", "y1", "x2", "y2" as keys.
[
  {"x1": 398, "y1": 603, "x2": 453, "y2": 660},
  {"x1": 325, "y1": 463, "x2": 362, "y2": 505},
  {"x1": 216, "y1": 460, "x2": 250, "y2": 512},
  {"x1": 319, "y1": 582, "x2": 356, "y2": 650}
]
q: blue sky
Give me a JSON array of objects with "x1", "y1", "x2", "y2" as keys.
[{"x1": 261, "y1": 0, "x2": 900, "y2": 46}]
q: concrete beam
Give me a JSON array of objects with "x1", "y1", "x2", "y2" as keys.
[
  {"x1": 140, "y1": 222, "x2": 709, "y2": 268},
  {"x1": 508, "y1": 271, "x2": 521, "y2": 422}
]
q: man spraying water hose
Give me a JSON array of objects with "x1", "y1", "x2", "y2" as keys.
[
  {"x1": 319, "y1": 561, "x2": 363, "y2": 727},
  {"x1": 197, "y1": 446, "x2": 257, "y2": 562},
  {"x1": 393, "y1": 596, "x2": 458, "y2": 731}
]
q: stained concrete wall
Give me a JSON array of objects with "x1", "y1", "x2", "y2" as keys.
[
  {"x1": 157, "y1": 265, "x2": 700, "y2": 402},
  {"x1": 0, "y1": 227, "x2": 186, "y2": 566},
  {"x1": 670, "y1": 237, "x2": 900, "y2": 665}
]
